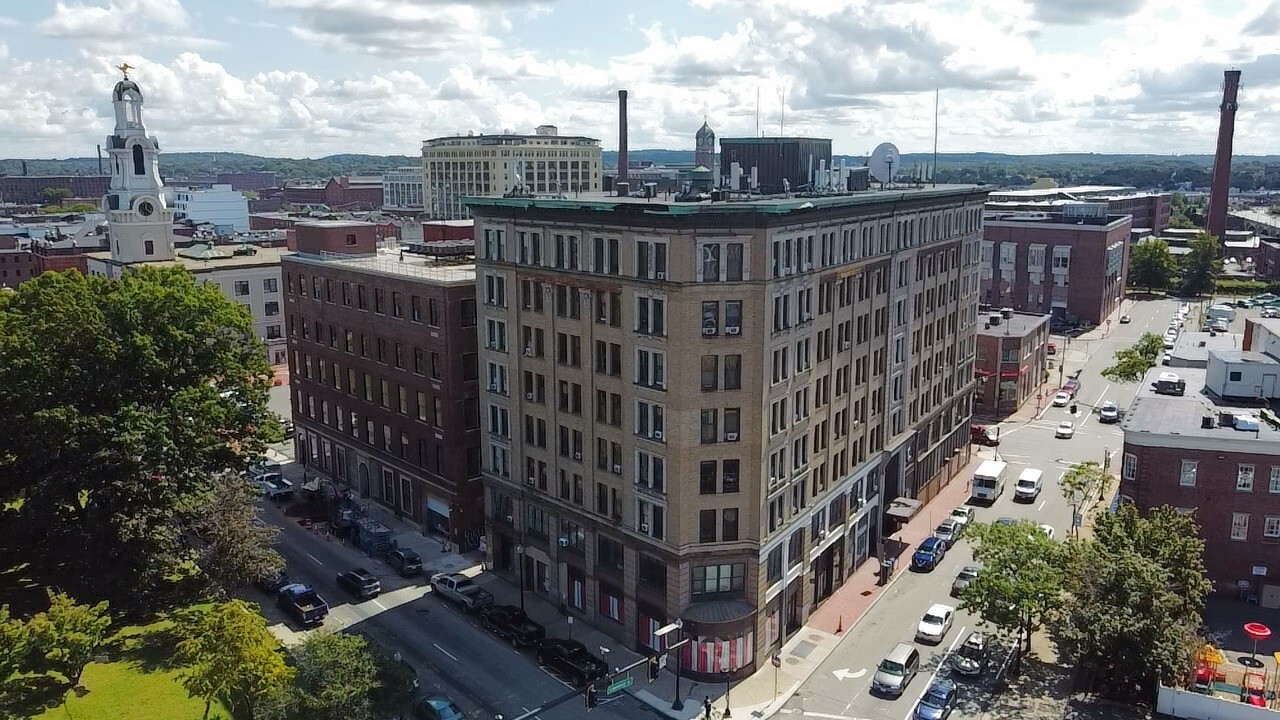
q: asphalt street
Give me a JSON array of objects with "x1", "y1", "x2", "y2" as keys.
[
  {"x1": 779, "y1": 298, "x2": 1182, "y2": 720},
  {"x1": 255, "y1": 499, "x2": 659, "y2": 720}
]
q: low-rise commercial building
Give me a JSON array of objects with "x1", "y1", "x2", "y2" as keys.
[
  {"x1": 383, "y1": 167, "x2": 424, "y2": 213},
  {"x1": 1120, "y1": 325, "x2": 1280, "y2": 599},
  {"x1": 283, "y1": 221, "x2": 484, "y2": 547},
  {"x1": 981, "y1": 205, "x2": 1131, "y2": 325},
  {"x1": 173, "y1": 184, "x2": 250, "y2": 232},
  {"x1": 987, "y1": 185, "x2": 1172, "y2": 234},
  {"x1": 973, "y1": 309, "x2": 1050, "y2": 418}
]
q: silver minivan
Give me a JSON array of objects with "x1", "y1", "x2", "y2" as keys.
[{"x1": 871, "y1": 642, "x2": 920, "y2": 698}]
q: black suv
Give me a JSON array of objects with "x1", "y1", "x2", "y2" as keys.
[
  {"x1": 337, "y1": 568, "x2": 382, "y2": 601},
  {"x1": 478, "y1": 605, "x2": 546, "y2": 648},
  {"x1": 386, "y1": 548, "x2": 424, "y2": 577},
  {"x1": 535, "y1": 639, "x2": 608, "y2": 687}
]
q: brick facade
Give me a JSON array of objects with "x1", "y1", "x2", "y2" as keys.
[{"x1": 973, "y1": 310, "x2": 1050, "y2": 418}]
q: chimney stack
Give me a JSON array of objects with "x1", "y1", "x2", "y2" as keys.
[
  {"x1": 1206, "y1": 69, "x2": 1241, "y2": 239},
  {"x1": 617, "y1": 90, "x2": 629, "y2": 191}
]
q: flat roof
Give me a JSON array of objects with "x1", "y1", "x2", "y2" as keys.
[
  {"x1": 464, "y1": 186, "x2": 987, "y2": 218},
  {"x1": 87, "y1": 245, "x2": 287, "y2": 272},
  {"x1": 719, "y1": 136, "x2": 833, "y2": 144},
  {"x1": 289, "y1": 246, "x2": 475, "y2": 286},
  {"x1": 1168, "y1": 331, "x2": 1241, "y2": 366},
  {"x1": 988, "y1": 185, "x2": 1135, "y2": 199},
  {"x1": 296, "y1": 220, "x2": 376, "y2": 228},
  {"x1": 1211, "y1": 349, "x2": 1280, "y2": 366},
  {"x1": 1121, "y1": 366, "x2": 1280, "y2": 442},
  {"x1": 978, "y1": 311, "x2": 1049, "y2": 337}
]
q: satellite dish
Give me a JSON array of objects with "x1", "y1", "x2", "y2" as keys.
[{"x1": 869, "y1": 142, "x2": 899, "y2": 184}]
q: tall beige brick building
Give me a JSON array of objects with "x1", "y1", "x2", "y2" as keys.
[{"x1": 470, "y1": 187, "x2": 988, "y2": 678}]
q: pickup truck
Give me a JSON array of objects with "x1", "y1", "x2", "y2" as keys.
[
  {"x1": 252, "y1": 472, "x2": 294, "y2": 502},
  {"x1": 277, "y1": 583, "x2": 329, "y2": 626},
  {"x1": 478, "y1": 605, "x2": 546, "y2": 648},
  {"x1": 535, "y1": 638, "x2": 609, "y2": 687},
  {"x1": 430, "y1": 573, "x2": 494, "y2": 612}
]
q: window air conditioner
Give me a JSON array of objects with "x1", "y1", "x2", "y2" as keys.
[
  {"x1": 726, "y1": 326, "x2": 741, "y2": 336},
  {"x1": 640, "y1": 523, "x2": 650, "y2": 532},
  {"x1": 703, "y1": 327, "x2": 717, "y2": 336},
  {"x1": 506, "y1": 515, "x2": 514, "y2": 523},
  {"x1": 525, "y1": 392, "x2": 534, "y2": 401},
  {"x1": 656, "y1": 272, "x2": 666, "y2": 280},
  {"x1": 653, "y1": 430, "x2": 664, "y2": 440},
  {"x1": 524, "y1": 348, "x2": 535, "y2": 357},
  {"x1": 574, "y1": 452, "x2": 582, "y2": 461},
  {"x1": 725, "y1": 432, "x2": 739, "y2": 441},
  {"x1": 613, "y1": 464, "x2": 622, "y2": 473},
  {"x1": 489, "y1": 383, "x2": 499, "y2": 392},
  {"x1": 558, "y1": 537, "x2": 571, "y2": 547},
  {"x1": 526, "y1": 475, "x2": 536, "y2": 485}
]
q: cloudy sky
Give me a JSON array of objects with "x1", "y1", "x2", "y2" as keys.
[{"x1": 1, "y1": 0, "x2": 1278, "y2": 159}]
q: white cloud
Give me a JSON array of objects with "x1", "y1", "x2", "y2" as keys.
[{"x1": 37, "y1": 0, "x2": 218, "y2": 49}]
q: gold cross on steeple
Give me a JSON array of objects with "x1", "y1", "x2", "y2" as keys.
[{"x1": 117, "y1": 63, "x2": 133, "y2": 79}]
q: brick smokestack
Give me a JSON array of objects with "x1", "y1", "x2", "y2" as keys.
[
  {"x1": 1206, "y1": 69, "x2": 1241, "y2": 239},
  {"x1": 617, "y1": 90, "x2": 629, "y2": 188}
]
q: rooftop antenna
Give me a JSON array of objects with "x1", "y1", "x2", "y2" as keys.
[
  {"x1": 779, "y1": 83, "x2": 787, "y2": 138},
  {"x1": 869, "y1": 142, "x2": 899, "y2": 188},
  {"x1": 756, "y1": 85, "x2": 760, "y2": 137},
  {"x1": 932, "y1": 89, "x2": 940, "y2": 187}
]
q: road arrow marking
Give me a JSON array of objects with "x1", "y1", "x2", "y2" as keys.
[{"x1": 832, "y1": 668, "x2": 866, "y2": 681}]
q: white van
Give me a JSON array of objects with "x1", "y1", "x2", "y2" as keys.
[
  {"x1": 1014, "y1": 469, "x2": 1044, "y2": 502},
  {"x1": 971, "y1": 460, "x2": 1009, "y2": 503}
]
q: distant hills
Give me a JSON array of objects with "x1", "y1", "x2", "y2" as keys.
[{"x1": 4, "y1": 150, "x2": 1280, "y2": 190}]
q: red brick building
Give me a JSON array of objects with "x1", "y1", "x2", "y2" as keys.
[
  {"x1": 284, "y1": 221, "x2": 483, "y2": 546},
  {"x1": 987, "y1": 186, "x2": 1171, "y2": 234},
  {"x1": 274, "y1": 176, "x2": 384, "y2": 210},
  {"x1": 0, "y1": 236, "x2": 39, "y2": 287},
  {"x1": 973, "y1": 309, "x2": 1050, "y2": 418},
  {"x1": 1120, "y1": 339, "x2": 1280, "y2": 597},
  {"x1": 0, "y1": 175, "x2": 111, "y2": 204},
  {"x1": 982, "y1": 206, "x2": 1132, "y2": 325}
]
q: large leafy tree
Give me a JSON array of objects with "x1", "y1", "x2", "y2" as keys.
[
  {"x1": 958, "y1": 520, "x2": 1066, "y2": 655},
  {"x1": 175, "y1": 600, "x2": 295, "y2": 720},
  {"x1": 194, "y1": 472, "x2": 284, "y2": 589},
  {"x1": 0, "y1": 267, "x2": 279, "y2": 608},
  {"x1": 1101, "y1": 332, "x2": 1165, "y2": 383},
  {"x1": 290, "y1": 632, "x2": 381, "y2": 720},
  {"x1": 1128, "y1": 239, "x2": 1177, "y2": 293},
  {"x1": 25, "y1": 591, "x2": 112, "y2": 686},
  {"x1": 0, "y1": 605, "x2": 30, "y2": 684},
  {"x1": 1054, "y1": 505, "x2": 1210, "y2": 698},
  {"x1": 1179, "y1": 232, "x2": 1222, "y2": 297},
  {"x1": 1060, "y1": 462, "x2": 1112, "y2": 538}
]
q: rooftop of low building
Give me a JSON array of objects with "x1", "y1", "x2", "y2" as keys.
[
  {"x1": 977, "y1": 309, "x2": 1049, "y2": 337},
  {"x1": 288, "y1": 243, "x2": 475, "y2": 286},
  {"x1": 1121, "y1": 366, "x2": 1280, "y2": 443}
]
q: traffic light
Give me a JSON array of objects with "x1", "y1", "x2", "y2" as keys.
[
  {"x1": 647, "y1": 655, "x2": 660, "y2": 683},
  {"x1": 585, "y1": 684, "x2": 598, "y2": 711}
]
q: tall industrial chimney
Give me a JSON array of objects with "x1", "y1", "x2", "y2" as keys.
[
  {"x1": 617, "y1": 90, "x2": 629, "y2": 190},
  {"x1": 1206, "y1": 69, "x2": 1241, "y2": 239}
]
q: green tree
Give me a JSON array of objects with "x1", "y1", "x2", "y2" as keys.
[
  {"x1": 41, "y1": 187, "x2": 72, "y2": 205},
  {"x1": 0, "y1": 267, "x2": 280, "y2": 608},
  {"x1": 1168, "y1": 214, "x2": 1197, "y2": 229},
  {"x1": 1179, "y1": 232, "x2": 1223, "y2": 297},
  {"x1": 195, "y1": 472, "x2": 284, "y2": 589},
  {"x1": 0, "y1": 605, "x2": 30, "y2": 684},
  {"x1": 1054, "y1": 505, "x2": 1211, "y2": 698},
  {"x1": 290, "y1": 632, "x2": 381, "y2": 720},
  {"x1": 25, "y1": 591, "x2": 112, "y2": 686},
  {"x1": 958, "y1": 520, "x2": 1066, "y2": 655},
  {"x1": 175, "y1": 600, "x2": 295, "y2": 720},
  {"x1": 1101, "y1": 332, "x2": 1165, "y2": 383},
  {"x1": 1060, "y1": 462, "x2": 1112, "y2": 538},
  {"x1": 1127, "y1": 239, "x2": 1177, "y2": 293}
]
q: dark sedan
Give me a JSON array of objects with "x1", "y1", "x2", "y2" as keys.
[
  {"x1": 911, "y1": 537, "x2": 947, "y2": 572},
  {"x1": 535, "y1": 638, "x2": 608, "y2": 687}
]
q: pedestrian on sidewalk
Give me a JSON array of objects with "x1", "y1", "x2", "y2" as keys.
[{"x1": 703, "y1": 697, "x2": 712, "y2": 720}]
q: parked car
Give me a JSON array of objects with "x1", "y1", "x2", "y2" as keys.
[
  {"x1": 255, "y1": 567, "x2": 290, "y2": 594},
  {"x1": 933, "y1": 519, "x2": 962, "y2": 545},
  {"x1": 1014, "y1": 472, "x2": 1042, "y2": 502},
  {"x1": 337, "y1": 568, "x2": 382, "y2": 601},
  {"x1": 277, "y1": 583, "x2": 328, "y2": 626},
  {"x1": 535, "y1": 639, "x2": 608, "y2": 687},
  {"x1": 916, "y1": 603, "x2": 955, "y2": 644},
  {"x1": 252, "y1": 473, "x2": 294, "y2": 502},
  {"x1": 1098, "y1": 401, "x2": 1120, "y2": 423},
  {"x1": 871, "y1": 642, "x2": 921, "y2": 698},
  {"x1": 951, "y1": 632, "x2": 990, "y2": 677},
  {"x1": 386, "y1": 548, "x2": 424, "y2": 576},
  {"x1": 1037, "y1": 524, "x2": 1056, "y2": 541},
  {"x1": 1052, "y1": 391, "x2": 1072, "y2": 407},
  {"x1": 1055, "y1": 421, "x2": 1075, "y2": 439},
  {"x1": 280, "y1": 418, "x2": 295, "y2": 439},
  {"x1": 412, "y1": 695, "x2": 465, "y2": 720},
  {"x1": 913, "y1": 678, "x2": 958, "y2": 720},
  {"x1": 430, "y1": 573, "x2": 495, "y2": 611},
  {"x1": 1119, "y1": 314, "x2": 1131, "y2": 324},
  {"x1": 995, "y1": 517, "x2": 1016, "y2": 526},
  {"x1": 951, "y1": 565, "x2": 980, "y2": 597},
  {"x1": 911, "y1": 537, "x2": 948, "y2": 572},
  {"x1": 478, "y1": 605, "x2": 547, "y2": 648},
  {"x1": 949, "y1": 506, "x2": 975, "y2": 529}
]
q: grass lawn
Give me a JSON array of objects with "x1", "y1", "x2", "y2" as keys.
[{"x1": 23, "y1": 615, "x2": 231, "y2": 720}]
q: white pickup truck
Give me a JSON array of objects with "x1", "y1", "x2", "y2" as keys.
[{"x1": 430, "y1": 573, "x2": 494, "y2": 612}]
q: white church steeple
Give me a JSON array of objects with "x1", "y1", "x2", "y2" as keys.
[{"x1": 103, "y1": 64, "x2": 175, "y2": 263}]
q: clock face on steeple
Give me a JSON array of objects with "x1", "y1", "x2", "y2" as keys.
[{"x1": 137, "y1": 200, "x2": 155, "y2": 217}]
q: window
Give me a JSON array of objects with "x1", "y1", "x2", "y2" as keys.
[
  {"x1": 635, "y1": 295, "x2": 666, "y2": 336},
  {"x1": 1179, "y1": 460, "x2": 1197, "y2": 487},
  {"x1": 1238, "y1": 464, "x2": 1255, "y2": 492},
  {"x1": 692, "y1": 563, "x2": 744, "y2": 595},
  {"x1": 725, "y1": 300, "x2": 743, "y2": 332},
  {"x1": 1232, "y1": 513, "x2": 1250, "y2": 541},
  {"x1": 722, "y1": 508, "x2": 739, "y2": 541},
  {"x1": 635, "y1": 239, "x2": 668, "y2": 280},
  {"x1": 700, "y1": 409, "x2": 718, "y2": 444},
  {"x1": 724, "y1": 355, "x2": 742, "y2": 389},
  {"x1": 1266, "y1": 517, "x2": 1280, "y2": 539},
  {"x1": 637, "y1": 500, "x2": 665, "y2": 539},
  {"x1": 700, "y1": 244, "x2": 720, "y2": 282},
  {"x1": 699, "y1": 510, "x2": 717, "y2": 543},
  {"x1": 1271, "y1": 467, "x2": 1280, "y2": 494},
  {"x1": 1122, "y1": 453, "x2": 1136, "y2": 482},
  {"x1": 635, "y1": 348, "x2": 666, "y2": 389},
  {"x1": 1230, "y1": 371, "x2": 1243, "y2": 382},
  {"x1": 263, "y1": 277, "x2": 278, "y2": 293},
  {"x1": 724, "y1": 409, "x2": 740, "y2": 441},
  {"x1": 636, "y1": 451, "x2": 665, "y2": 494},
  {"x1": 701, "y1": 356, "x2": 719, "y2": 391},
  {"x1": 264, "y1": 301, "x2": 280, "y2": 316},
  {"x1": 635, "y1": 400, "x2": 665, "y2": 440},
  {"x1": 702, "y1": 301, "x2": 720, "y2": 335},
  {"x1": 234, "y1": 280, "x2": 250, "y2": 296},
  {"x1": 598, "y1": 583, "x2": 623, "y2": 622},
  {"x1": 597, "y1": 537, "x2": 625, "y2": 571},
  {"x1": 484, "y1": 274, "x2": 506, "y2": 306},
  {"x1": 767, "y1": 548, "x2": 783, "y2": 583},
  {"x1": 700, "y1": 461, "x2": 718, "y2": 495}
]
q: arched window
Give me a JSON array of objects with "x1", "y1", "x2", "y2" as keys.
[{"x1": 132, "y1": 144, "x2": 145, "y2": 175}]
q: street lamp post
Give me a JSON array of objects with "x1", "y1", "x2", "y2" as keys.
[
  {"x1": 723, "y1": 669, "x2": 734, "y2": 718},
  {"x1": 654, "y1": 619, "x2": 685, "y2": 711},
  {"x1": 516, "y1": 543, "x2": 526, "y2": 612}
]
